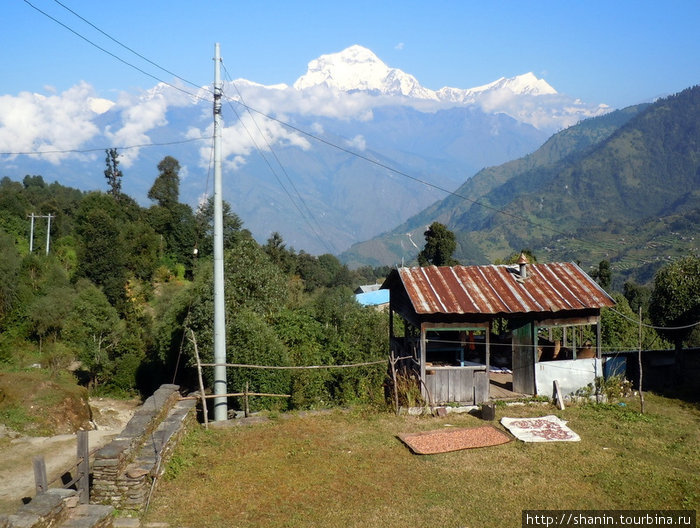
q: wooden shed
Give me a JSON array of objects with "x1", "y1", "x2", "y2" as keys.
[{"x1": 381, "y1": 257, "x2": 616, "y2": 405}]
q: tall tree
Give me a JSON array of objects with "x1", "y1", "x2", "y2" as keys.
[
  {"x1": 194, "y1": 196, "x2": 246, "y2": 257},
  {"x1": 75, "y1": 194, "x2": 127, "y2": 307},
  {"x1": 591, "y1": 260, "x2": 612, "y2": 290},
  {"x1": 148, "y1": 156, "x2": 180, "y2": 209},
  {"x1": 649, "y1": 256, "x2": 700, "y2": 351},
  {"x1": 417, "y1": 222, "x2": 459, "y2": 267},
  {"x1": 104, "y1": 148, "x2": 122, "y2": 198}
]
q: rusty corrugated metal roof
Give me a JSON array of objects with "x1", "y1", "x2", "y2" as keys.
[{"x1": 391, "y1": 263, "x2": 615, "y2": 315}]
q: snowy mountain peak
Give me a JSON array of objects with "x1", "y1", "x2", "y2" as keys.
[
  {"x1": 475, "y1": 72, "x2": 557, "y2": 96},
  {"x1": 293, "y1": 45, "x2": 438, "y2": 100}
]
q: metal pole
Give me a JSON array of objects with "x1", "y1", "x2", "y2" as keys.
[
  {"x1": 29, "y1": 213, "x2": 35, "y2": 253},
  {"x1": 45, "y1": 214, "x2": 52, "y2": 255},
  {"x1": 212, "y1": 43, "x2": 228, "y2": 421}
]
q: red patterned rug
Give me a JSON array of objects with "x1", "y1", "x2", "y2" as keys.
[{"x1": 398, "y1": 425, "x2": 511, "y2": 454}]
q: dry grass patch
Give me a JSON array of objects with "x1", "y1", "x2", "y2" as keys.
[{"x1": 145, "y1": 395, "x2": 699, "y2": 528}]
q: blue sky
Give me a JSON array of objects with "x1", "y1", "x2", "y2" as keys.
[{"x1": 2, "y1": 0, "x2": 699, "y2": 109}]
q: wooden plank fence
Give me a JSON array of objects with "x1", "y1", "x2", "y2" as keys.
[{"x1": 32, "y1": 430, "x2": 90, "y2": 504}]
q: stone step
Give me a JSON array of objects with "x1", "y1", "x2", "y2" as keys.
[{"x1": 59, "y1": 504, "x2": 113, "y2": 528}]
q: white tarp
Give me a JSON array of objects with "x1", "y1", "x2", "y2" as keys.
[{"x1": 501, "y1": 415, "x2": 580, "y2": 442}]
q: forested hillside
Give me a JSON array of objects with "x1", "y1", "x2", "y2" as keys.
[
  {"x1": 0, "y1": 162, "x2": 391, "y2": 431},
  {"x1": 343, "y1": 86, "x2": 700, "y2": 287}
]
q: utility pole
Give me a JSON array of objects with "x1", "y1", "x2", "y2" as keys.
[
  {"x1": 28, "y1": 213, "x2": 54, "y2": 255},
  {"x1": 29, "y1": 213, "x2": 35, "y2": 253},
  {"x1": 212, "y1": 43, "x2": 228, "y2": 421},
  {"x1": 45, "y1": 214, "x2": 52, "y2": 255}
]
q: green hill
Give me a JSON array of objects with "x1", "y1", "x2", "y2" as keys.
[{"x1": 342, "y1": 86, "x2": 700, "y2": 285}]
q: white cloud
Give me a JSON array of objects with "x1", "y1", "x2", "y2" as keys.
[
  {"x1": 394, "y1": 42, "x2": 405, "y2": 51},
  {"x1": 345, "y1": 134, "x2": 366, "y2": 151},
  {"x1": 191, "y1": 112, "x2": 312, "y2": 170},
  {"x1": 0, "y1": 82, "x2": 101, "y2": 164},
  {"x1": 105, "y1": 92, "x2": 169, "y2": 167}
]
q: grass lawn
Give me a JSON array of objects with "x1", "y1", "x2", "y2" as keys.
[{"x1": 144, "y1": 394, "x2": 699, "y2": 528}]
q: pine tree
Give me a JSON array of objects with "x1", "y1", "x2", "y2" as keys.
[{"x1": 104, "y1": 148, "x2": 122, "y2": 197}]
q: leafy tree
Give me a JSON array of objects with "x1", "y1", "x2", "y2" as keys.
[
  {"x1": 63, "y1": 280, "x2": 123, "y2": 387},
  {"x1": 104, "y1": 148, "x2": 122, "y2": 198},
  {"x1": 28, "y1": 285, "x2": 76, "y2": 351},
  {"x1": 0, "y1": 230, "x2": 22, "y2": 322},
  {"x1": 601, "y1": 294, "x2": 658, "y2": 351},
  {"x1": 318, "y1": 254, "x2": 352, "y2": 288},
  {"x1": 263, "y1": 232, "x2": 297, "y2": 275},
  {"x1": 623, "y1": 280, "x2": 652, "y2": 316},
  {"x1": 649, "y1": 256, "x2": 700, "y2": 351},
  {"x1": 148, "y1": 156, "x2": 180, "y2": 209},
  {"x1": 75, "y1": 197, "x2": 127, "y2": 307},
  {"x1": 193, "y1": 197, "x2": 247, "y2": 258},
  {"x1": 296, "y1": 252, "x2": 330, "y2": 292},
  {"x1": 417, "y1": 222, "x2": 459, "y2": 266},
  {"x1": 273, "y1": 308, "x2": 332, "y2": 408},
  {"x1": 227, "y1": 308, "x2": 291, "y2": 411},
  {"x1": 591, "y1": 260, "x2": 612, "y2": 291},
  {"x1": 120, "y1": 222, "x2": 160, "y2": 281}
]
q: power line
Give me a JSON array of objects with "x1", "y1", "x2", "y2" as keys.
[
  {"x1": 607, "y1": 307, "x2": 700, "y2": 331},
  {"x1": 221, "y1": 64, "x2": 336, "y2": 254},
  {"x1": 50, "y1": 0, "x2": 206, "y2": 94},
  {"x1": 0, "y1": 136, "x2": 210, "y2": 157},
  {"x1": 23, "y1": 0, "x2": 211, "y2": 104},
  {"x1": 20, "y1": 0, "x2": 688, "y2": 266},
  {"x1": 224, "y1": 95, "x2": 656, "y2": 264}
]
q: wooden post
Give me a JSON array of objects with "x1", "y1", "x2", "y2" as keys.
[
  {"x1": 553, "y1": 380, "x2": 565, "y2": 410},
  {"x1": 638, "y1": 307, "x2": 645, "y2": 414},
  {"x1": 77, "y1": 430, "x2": 89, "y2": 504},
  {"x1": 33, "y1": 456, "x2": 47, "y2": 495},
  {"x1": 390, "y1": 350, "x2": 399, "y2": 415},
  {"x1": 189, "y1": 329, "x2": 209, "y2": 429},
  {"x1": 244, "y1": 381, "x2": 250, "y2": 418}
]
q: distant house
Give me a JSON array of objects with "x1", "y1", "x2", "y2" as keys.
[
  {"x1": 381, "y1": 256, "x2": 616, "y2": 405},
  {"x1": 354, "y1": 284, "x2": 381, "y2": 294},
  {"x1": 354, "y1": 288, "x2": 390, "y2": 310}
]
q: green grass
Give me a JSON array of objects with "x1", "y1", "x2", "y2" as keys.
[{"x1": 145, "y1": 394, "x2": 699, "y2": 528}]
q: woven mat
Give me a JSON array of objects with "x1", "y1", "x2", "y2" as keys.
[
  {"x1": 500, "y1": 415, "x2": 580, "y2": 442},
  {"x1": 398, "y1": 425, "x2": 511, "y2": 455}
]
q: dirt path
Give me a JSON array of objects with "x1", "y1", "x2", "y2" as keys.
[{"x1": 0, "y1": 397, "x2": 139, "y2": 514}]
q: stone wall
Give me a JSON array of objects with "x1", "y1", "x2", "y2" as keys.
[
  {"x1": 0, "y1": 384, "x2": 196, "y2": 528},
  {"x1": 0, "y1": 489, "x2": 112, "y2": 528},
  {"x1": 91, "y1": 384, "x2": 196, "y2": 513}
]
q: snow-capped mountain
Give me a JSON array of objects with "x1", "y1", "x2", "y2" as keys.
[
  {"x1": 294, "y1": 45, "x2": 438, "y2": 100},
  {"x1": 0, "y1": 45, "x2": 612, "y2": 255},
  {"x1": 292, "y1": 45, "x2": 607, "y2": 130}
]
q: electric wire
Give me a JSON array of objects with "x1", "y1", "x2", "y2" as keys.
[
  {"x1": 224, "y1": 95, "x2": 663, "y2": 267},
  {"x1": 221, "y1": 63, "x2": 335, "y2": 254},
  {"x1": 19, "y1": 0, "x2": 695, "y2": 268},
  {"x1": 0, "y1": 136, "x2": 210, "y2": 157},
  {"x1": 607, "y1": 307, "x2": 700, "y2": 331},
  {"x1": 50, "y1": 0, "x2": 206, "y2": 94},
  {"x1": 23, "y1": 0, "x2": 211, "y2": 104},
  {"x1": 222, "y1": 63, "x2": 336, "y2": 254}
]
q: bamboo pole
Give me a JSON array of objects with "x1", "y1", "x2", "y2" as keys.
[
  {"x1": 180, "y1": 392, "x2": 290, "y2": 400},
  {"x1": 188, "y1": 329, "x2": 209, "y2": 428}
]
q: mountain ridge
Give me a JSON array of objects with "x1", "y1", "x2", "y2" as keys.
[
  {"x1": 1, "y1": 45, "x2": 612, "y2": 254},
  {"x1": 341, "y1": 86, "x2": 700, "y2": 285}
]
